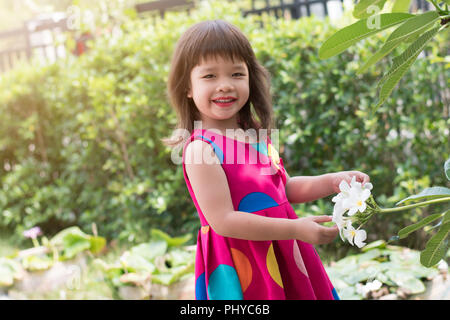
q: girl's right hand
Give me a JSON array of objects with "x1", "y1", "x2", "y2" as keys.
[{"x1": 294, "y1": 216, "x2": 339, "y2": 245}]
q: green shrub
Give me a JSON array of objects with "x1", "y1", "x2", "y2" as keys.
[{"x1": 0, "y1": 1, "x2": 448, "y2": 256}]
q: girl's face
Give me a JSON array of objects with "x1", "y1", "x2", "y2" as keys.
[{"x1": 188, "y1": 55, "x2": 249, "y2": 130}]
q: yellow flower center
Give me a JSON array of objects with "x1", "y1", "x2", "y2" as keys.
[
  {"x1": 357, "y1": 200, "x2": 363, "y2": 206},
  {"x1": 350, "y1": 230, "x2": 356, "y2": 237}
]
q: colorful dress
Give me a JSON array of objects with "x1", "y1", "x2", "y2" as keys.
[{"x1": 182, "y1": 128, "x2": 339, "y2": 300}]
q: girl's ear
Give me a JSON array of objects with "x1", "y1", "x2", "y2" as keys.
[{"x1": 187, "y1": 87, "x2": 192, "y2": 98}]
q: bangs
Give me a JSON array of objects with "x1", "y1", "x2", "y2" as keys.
[{"x1": 183, "y1": 20, "x2": 253, "y2": 67}]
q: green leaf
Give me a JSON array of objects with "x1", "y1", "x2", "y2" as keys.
[
  {"x1": 151, "y1": 263, "x2": 194, "y2": 285},
  {"x1": 387, "y1": 269, "x2": 426, "y2": 293},
  {"x1": 0, "y1": 258, "x2": 23, "y2": 287},
  {"x1": 396, "y1": 186, "x2": 450, "y2": 205},
  {"x1": 357, "y1": 11, "x2": 440, "y2": 74},
  {"x1": 420, "y1": 216, "x2": 450, "y2": 267},
  {"x1": 62, "y1": 233, "x2": 91, "y2": 259},
  {"x1": 445, "y1": 158, "x2": 450, "y2": 181},
  {"x1": 353, "y1": 0, "x2": 387, "y2": 19},
  {"x1": 50, "y1": 226, "x2": 88, "y2": 246},
  {"x1": 358, "y1": 39, "x2": 404, "y2": 75},
  {"x1": 130, "y1": 241, "x2": 168, "y2": 261},
  {"x1": 120, "y1": 252, "x2": 155, "y2": 273},
  {"x1": 386, "y1": 11, "x2": 440, "y2": 43},
  {"x1": 378, "y1": 25, "x2": 440, "y2": 88},
  {"x1": 89, "y1": 236, "x2": 106, "y2": 254},
  {"x1": 318, "y1": 13, "x2": 414, "y2": 60},
  {"x1": 391, "y1": 0, "x2": 412, "y2": 13},
  {"x1": 22, "y1": 255, "x2": 53, "y2": 271},
  {"x1": 375, "y1": 26, "x2": 441, "y2": 109},
  {"x1": 0, "y1": 264, "x2": 14, "y2": 287},
  {"x1": 361, "y1": 240, "x2": 386, "y2": 252},
  {"x1": 398, "y1": 212, "x2": 445, "y2": 239},
  {"x1": 150, "y1": 228, "x2": 192, "y2": 247}
]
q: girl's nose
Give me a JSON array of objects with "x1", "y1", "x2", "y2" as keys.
[{"x1": 216, "y1": 81, "x2": 234, "y2": 92}]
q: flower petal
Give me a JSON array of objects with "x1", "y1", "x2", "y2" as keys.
[
  {"x1": 339, "y1": 179, "x2": 351, "y2": 193},
  {"x1": 354, "y1": 229, "x2": 367, "y2": 248},
  {"x1": 363, "y1": 182, "x2": 373, "y2": 190},
  {"x1": 361, "y1": 189, "x2": 371, "y2": 201},
  {"x1": 344, "y1": 230, "x2": 354, "y2": 246},
  {"x1": 358, "y1": 202, "x2": 367, "y2": 213},
  {"x1": 348, "y1": 206, "x2": 358, "y2": 216},
  {"x1": 350, "y1": 176, "x2": 362, "y2": 189},
  {"x1": 332, "y1": 194, "x2": 342, "y2": 203}
]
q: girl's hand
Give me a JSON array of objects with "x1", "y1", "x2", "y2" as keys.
[
  {"x1": 294, "y1": 216, "x2": 339, "y2": 245},
  {"x1": 330, "y1": 171, "x2": 370, "y2": 194}
]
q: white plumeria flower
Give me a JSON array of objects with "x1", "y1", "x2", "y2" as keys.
[
  {"x1": 332, "y1": 209, "x2": 346, "y2": 242},
  {"x1": 343, "y1": 221, "x2": 367, "y2": 248},
  {"x1": 331, "y1": 176, "x2": 374, "y2": 248},
  {"x1": 334, "y1": 176, "x2": 373, "y2": 216}
]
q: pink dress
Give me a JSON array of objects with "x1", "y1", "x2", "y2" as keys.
[{"x1": 182, "y1": 128, "x2": 339, "y2": 300}]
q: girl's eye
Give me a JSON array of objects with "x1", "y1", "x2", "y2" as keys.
[
  {"x1": 233, "y1": 73, "x2": 245, "y2": 77},
  {"x1": 203, "y1": 74, "x2": 214, "y2": 79}
]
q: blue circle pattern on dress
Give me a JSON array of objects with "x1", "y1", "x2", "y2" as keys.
[
  {"x1": 238, "y1": 192, "x2": 279, "y2": 212},
  {"x1": 195, "y1": 272, "x2": 207, "y2": 300},
  {"x1": 207, "y1": 264, "x2": 243, "y2": 300},
  {"x1": 250, "y1": 142, "x2": 268, "y2": 156},
  {"x1": 332, "y1": 287, "x2": 340, "y2": 300},
  {"x1": 195, "y1": 135, "x2": 224, "y2": 164}
]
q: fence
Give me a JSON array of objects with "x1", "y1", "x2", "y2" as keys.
[
  {"x1": 0, "y1": 14, "x2": 72, "y2": 73},
  {"x1": 135, "y1": 0, "x2": 194, "y2": 17},
  {"x1": 243, "y1": 0, "x2": 431, "y2": 19}
]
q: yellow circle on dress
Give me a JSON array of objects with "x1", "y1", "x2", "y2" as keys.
[
  {"x1": 267, "y1": 144, "x2": 280, "y2": 170},
  {"x1": 266, "y1": 243, "x2": 283, "y2": 288},
  {"x1": 230, "y1": 248, "x2": 253, "y2": 293},
  {"x1": 201, "y1": 225, "x2": 210, "y2": 234}
]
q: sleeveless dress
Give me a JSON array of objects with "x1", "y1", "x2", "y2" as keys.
[{"x1": 182, "y1": 128, "x2": 339, "y2": 300}]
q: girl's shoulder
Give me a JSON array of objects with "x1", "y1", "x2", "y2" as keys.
[{"x1": 183, "y1": 133, "x2": 222, "y2": 166}]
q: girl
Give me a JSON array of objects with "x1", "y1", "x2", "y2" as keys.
[{"x1": 164, "y1": 20, "x2": 370, "y2": 300}]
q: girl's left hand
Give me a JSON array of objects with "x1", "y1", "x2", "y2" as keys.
[{"x1": 330, "y1": 171, "x2": 370, "y2": 194}]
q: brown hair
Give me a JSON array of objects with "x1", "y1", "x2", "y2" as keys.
[{"x1": 162, "y1": 19, "x2": 274, "y2": 148}]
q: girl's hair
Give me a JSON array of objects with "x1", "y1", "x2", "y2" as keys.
[{"x1": 162, "y1": 19, "x2": 274, "y2": 148}]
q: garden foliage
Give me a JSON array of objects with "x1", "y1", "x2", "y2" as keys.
[{"x1": 0, "y1": 1, "x2": 448, "y2": 255}]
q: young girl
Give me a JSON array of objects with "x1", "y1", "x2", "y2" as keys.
[{"x1": 165, "y1": 20, "x2": 370, "y2": 300}]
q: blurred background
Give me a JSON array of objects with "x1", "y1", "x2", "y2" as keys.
[{"x1": 0, "y1": 0, "x2": 448, "y2": 300}]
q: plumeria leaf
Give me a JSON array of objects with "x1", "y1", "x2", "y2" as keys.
[
  {"x1": 318, "y1": 13, "x2": 414, "y2": 60},
  {"x1": 357, "y1": 11, "x2": 440, "y2": 75},
  {"x1": 353, "y1": 0, "x2": 387, "y2": 19},
  {"x1": 420, "y1": 213, "x2": 450, "y2": 267},
  {"x1": 375, "y1": 26, "x2": 441, "y2": 109},
  {"x1": 396, "y1": 186, "x2": 450, "y2": 205},
  {"x1": 398, "y1": 212, "x2": 445, "y2": 239},
  {"x1": 391, "y1": 0, "x2": 412, "y2": 13},
  {"x1": 361, "y1": 240, "x2": 386, "y2": 252}
]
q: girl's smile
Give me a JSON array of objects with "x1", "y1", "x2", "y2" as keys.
[{"x1": 212, "y1": 96, "x2": 238, "y2": 107}]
